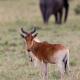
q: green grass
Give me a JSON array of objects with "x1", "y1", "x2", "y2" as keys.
[{"x1": 0, "y1": 0, "x2": 80, "y2": 80}]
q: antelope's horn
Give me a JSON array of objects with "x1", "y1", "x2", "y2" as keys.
[
  {"x1": 21, "y1": 28, "x2": 28, "y2": 35},
  {"x1": 31, "y1": 27, "x2": 36, "y2": 34}
]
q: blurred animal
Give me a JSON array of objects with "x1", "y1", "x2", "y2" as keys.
[{"x1": 39, "y1": 0, "x2": 69, "y2": 24}]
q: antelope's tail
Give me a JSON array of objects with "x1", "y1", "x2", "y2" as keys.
[{"x1": 63, "y1": 49, "x2": 70, "y2": 74}]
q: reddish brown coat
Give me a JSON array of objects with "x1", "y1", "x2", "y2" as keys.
[{"x1": 30, "y1": 40, "x2": 66, "y2": 63}]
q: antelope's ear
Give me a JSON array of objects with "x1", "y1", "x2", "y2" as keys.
[
  {"x1": 20, "y1": 34, "x2": 26, "y2": 38},
  {"x1": 33, "y1": 33, "x2": 38, "y2": 38}
]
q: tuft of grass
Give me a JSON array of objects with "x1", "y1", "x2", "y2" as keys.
[
  {"x1": 74, "y1": 5, "x2": 80, "y2": 15},
  {"x1": 51, "y1": 73, "x2": 60, "y2": 80},
  {"x1": 70, "y1": 60, "x2": 77, "y2": 67}
]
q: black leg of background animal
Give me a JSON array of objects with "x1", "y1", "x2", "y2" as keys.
[
  {"x1": 54, "y1": 13, "x2": 58, "y2": 24},
  {"x1": 64, "y1": 0, "x2": 69, "y2": 22},
  {"x1": 58, "y1": 9, "x2": 63, "y2": 24},
  {"x1": 45, "y1": 14, "x2": 49, "y2": 24},
  {"x1": 56, "y1": 12, "x2": 61, "y2": 24},
  {"x1": 40, "y1": 4, "x2": 47, "y2": 23},
  {"x1": 45, "y1": 9, "x2": 52, "y2": 24},
  {"x1": 55, "y1": 11, "x2": 62, "y2": 24}
]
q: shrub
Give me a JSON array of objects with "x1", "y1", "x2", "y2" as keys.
[{"x1": 74, "y1": 5, "x2": 80, "y2": 15}]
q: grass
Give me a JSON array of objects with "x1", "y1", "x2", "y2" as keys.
[
  {"x1": 74, "y1": 4, "x2": 80, "y2": 15},
  {"x1": 0, "y1": 0, "x2": 80, "y2": 80}
]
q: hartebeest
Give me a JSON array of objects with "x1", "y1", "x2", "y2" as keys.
[{"x1": 21, "y1": 27, "x2": 70, "y2": 80}]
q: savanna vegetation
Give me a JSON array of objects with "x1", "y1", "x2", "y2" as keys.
[{"x1": 0, "y1": 0, "x2": 80, "y2": 80}]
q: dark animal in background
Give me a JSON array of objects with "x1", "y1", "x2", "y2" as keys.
[{"x1": 39, "y1": 0, "x2": 69, "y2": 24}]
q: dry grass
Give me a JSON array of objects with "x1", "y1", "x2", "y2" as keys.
[{"x1": 0, "y1": 0, "x2": 80, "y2": 80}]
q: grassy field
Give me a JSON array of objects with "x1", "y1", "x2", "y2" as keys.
[{"x1": 0, "y1": 0, "x2": 80, "y2": 80}]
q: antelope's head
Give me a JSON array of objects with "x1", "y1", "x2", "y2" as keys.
[{"x1": 21, "y1": 27, "x2": 38, "y2": 52}]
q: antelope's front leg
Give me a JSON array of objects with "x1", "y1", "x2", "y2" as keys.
[{"x1": 41, "y1": 62, "x2": 48, "y2": 80}]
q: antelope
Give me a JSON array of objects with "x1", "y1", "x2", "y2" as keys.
[{"x1": 21, "y1": 27, "x2": 70, "y2": 80}]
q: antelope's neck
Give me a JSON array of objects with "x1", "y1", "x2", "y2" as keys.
[
  {"x1": 33, "y1": 37, "x2": 41, "y2": 42},
  {"x1": 31, "y1": 39, "x2": 40, "y2": 54},
  {"x1": 29, "y1": 37, "x2": 42, "y2": 61}
]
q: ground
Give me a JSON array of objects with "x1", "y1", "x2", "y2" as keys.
[{"x1": 0, "y1": 0, "x2": 80, "y2": 80}]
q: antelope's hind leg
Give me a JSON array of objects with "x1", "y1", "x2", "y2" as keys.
[
  {"x1": 41, "y1": 62, "x2": 48, "y2": 80},
  {"x1": 57, "y1": 61, "x2": 65, "y2": 80}
]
